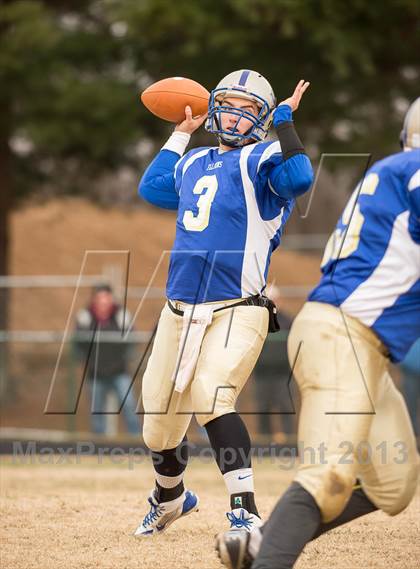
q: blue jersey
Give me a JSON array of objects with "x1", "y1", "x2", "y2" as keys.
[
  {"x1": 310, "y1": 150, "x2": 420, "y2": 362},
  {"x1": 139, "y1": 137, "x2": 313, "y2": 303}
]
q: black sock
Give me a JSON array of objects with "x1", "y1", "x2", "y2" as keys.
[
  {"x1": 231, "y1": 492, "x2": 259, "y2": 516},
  {"x1": 205, "y1": 413, "x2": 252, "y2": 472},
  {"x1": 253, "y1": 482, "x2": 320, "y2": 569},
  {"x1": 155, "y1": 480, "x2": 184, "y2": 503},
  {"x1": 151, "y1": 437, "x2": 188, "y2": 502},
  {"x1": 205, "y1": 413, "x2": 259, "y2": 516}
]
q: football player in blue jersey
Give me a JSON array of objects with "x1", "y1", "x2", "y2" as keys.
[
  {"x1": 216, "y1": 97, "x2": 420, "y2": 569},
  {"x1": 134, "y1": 70, "x2": 313, "y2": 537}
]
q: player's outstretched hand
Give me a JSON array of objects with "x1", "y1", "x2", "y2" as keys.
[
  {"x1": 175, "y1": 105, "x2": 208, "y2": 135},
  {"x1": 278, "y1": 79, "x2": 310, "y2": 112}
]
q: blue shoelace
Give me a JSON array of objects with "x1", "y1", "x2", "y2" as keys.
[
  {"x1": 143, "y1": 497, "x2": 164, "y2": 527},
  {"x1": 226, "y1": 510, "x2": 253, "y2": 530}
]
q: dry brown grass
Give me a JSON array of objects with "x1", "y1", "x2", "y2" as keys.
[{"x1": 1, "y1": 457, "x2": 419, "y2": 569}]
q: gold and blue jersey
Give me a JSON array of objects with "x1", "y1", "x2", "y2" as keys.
[
  {"x1": 139, "y1": 139, "x2": 313, "y2": 304},
  {"x1": 310, "y1": 150, "x2": 420, "y2": 362}
]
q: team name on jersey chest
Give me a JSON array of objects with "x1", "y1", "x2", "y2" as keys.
[{"x1": 206, "y1": 160, "x2": 223, "y2": 171}]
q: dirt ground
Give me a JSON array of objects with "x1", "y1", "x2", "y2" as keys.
[{"x1": 1, "y1": 457, "x2": 419, "y2": 569}]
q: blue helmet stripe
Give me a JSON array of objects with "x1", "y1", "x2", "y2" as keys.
[{"x1": 238, "y1": 70, "x2": 250, "y2": 86}]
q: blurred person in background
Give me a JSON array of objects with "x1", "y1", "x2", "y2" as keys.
[
  {"x1": 74, "y1": 284, "x2": 140, "y2": 436},
  {"x1": 400, "y1": 337, "x2": 420, "y2": 439},
  {"x1": 253, "y1": 285, "x2": 295, "y2": 444}
]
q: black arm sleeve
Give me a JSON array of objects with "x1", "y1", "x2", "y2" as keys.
[{"x1": 275, "y1": 122, "x2": 305, "y2": 161}]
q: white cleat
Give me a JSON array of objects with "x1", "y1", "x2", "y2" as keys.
[
  {"x1": 216, "y1": 530, "x2": 253, "y2": 569},
  {"x1": 226, "y1": 508, "x2": 263, "y2": 532},
  {"x1": 216, "y1": 523, "x2": 262, "y2": 569},
  {"x1": 134, "y1": 489, "x2": 199, "y2": 538}
]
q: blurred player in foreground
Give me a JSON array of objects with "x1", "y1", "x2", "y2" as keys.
[
  {"x1": 135, "y1": 71, "x2": 313, "y2": 536},
  {"x1": 216, "y1": 97, "x2": 420, "y2": 568}
]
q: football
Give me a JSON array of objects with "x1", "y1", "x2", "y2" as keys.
[{"x1": 141, "y1": 77, "x2": 210, "y2": 123}]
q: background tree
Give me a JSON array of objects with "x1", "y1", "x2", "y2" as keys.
[{"x1": 1, "y1": 0, "x2": 419, "y2": 376}]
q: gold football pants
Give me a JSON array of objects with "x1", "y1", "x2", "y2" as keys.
[
  {"x1": 288, "y1": 301, "x2": 419, "y2": 523},
  {"x1": 142, "y1": 301, "x2": 268, "y2": 451}
]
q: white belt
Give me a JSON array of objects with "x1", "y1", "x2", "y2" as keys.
[{"x1": 171, "y1": 304, "x2": 219, "y2": 393}]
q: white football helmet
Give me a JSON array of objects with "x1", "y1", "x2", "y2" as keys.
[
  {"x1": 205, "y1": 70, "x2": 276, "y2": 147},
  {"x1": 400, "y1": 96, "x2": 420, "y2": 149}
]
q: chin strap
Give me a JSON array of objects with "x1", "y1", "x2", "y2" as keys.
[
  {"x1": 218, "y1": 134, "x2": 256, "y2": 148},
  {"x1": 218, "y1": 136, "x2": 242, "y2": 148}
]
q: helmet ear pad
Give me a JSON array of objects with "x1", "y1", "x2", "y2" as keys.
[{"x1": 399, "y1": 129, "x2": 405, "y2": 150}]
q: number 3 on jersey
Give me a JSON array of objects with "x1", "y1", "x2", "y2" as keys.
[
  {"x1": 321, "y1": 173, "x2": 380, "y2": 267},
  {"x1": 183, "y1": 175, "x2": 219, "y2": 232}
]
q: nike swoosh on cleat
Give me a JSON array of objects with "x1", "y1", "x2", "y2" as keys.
[{"x1": 238, "y1": 474, "x2": 253, "y2": 480}]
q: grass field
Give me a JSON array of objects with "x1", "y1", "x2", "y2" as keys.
[{"x1": 1, "y1": 455, "x2": 419, "y2": 569}]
